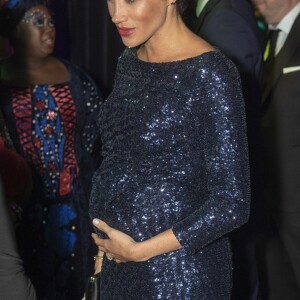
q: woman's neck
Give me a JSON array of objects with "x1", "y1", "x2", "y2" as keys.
[
  {"x1": 137, "y1": 16, "x2": 201, "y2": 63},
  {"x1": 0, "y1": 54, "x2": 68, "y2": 86},
  {"x1": 10, "y1": 53, "x2": 49, "y2": 72}
]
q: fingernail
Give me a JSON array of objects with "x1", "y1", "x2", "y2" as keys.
[{"x1": 93, "y1": 218, "x2": 100, "y2": 225}]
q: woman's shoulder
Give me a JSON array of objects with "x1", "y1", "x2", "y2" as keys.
[
  {"x1": 186, "y1": 36, "x2": 236, "y2": 74},
  {"x1": 61, "y1": 60, "x2": 103, "y2": 102},
  {"x1": 192, "y1": 50, "x2": 240, "y2": 82},
  {"x1": 61, "y1": 59, "x2": 93, "y2": 82},
  {"x1": 43, "y1": 58, "x2": 97, "y2": 88}
]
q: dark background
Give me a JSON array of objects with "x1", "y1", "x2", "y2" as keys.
[{"x1": 52, "y1": 0, "x2": 124, "y2": 97}]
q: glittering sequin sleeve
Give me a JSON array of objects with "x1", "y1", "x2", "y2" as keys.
[{"x1": 172, "y1": 58, "x2": 250, "y2": 254}]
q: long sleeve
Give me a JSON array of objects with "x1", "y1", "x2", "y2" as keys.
[{"x1": 172, "y1": 59, "x2": 250, "y2": 254}]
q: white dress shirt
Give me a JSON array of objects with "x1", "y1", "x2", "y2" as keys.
[{"x1": 269, "y1": 2, "x2": 300, "y2": 56}]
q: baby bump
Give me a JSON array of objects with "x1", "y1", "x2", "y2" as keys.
[{"x1": 90, "y1": 167, "x2": 199, "y2": 241}]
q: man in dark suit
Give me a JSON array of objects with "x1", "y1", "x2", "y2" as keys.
[
  {"x1": 254, "y1": 0, "x2": 300, "y2": 299},
  {"x1": 189, "y1": 1, "x2": 264, "y2": 299}
]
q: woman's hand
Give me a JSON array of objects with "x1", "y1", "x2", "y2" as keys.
[
  {"x1": 91, "y1": 219, "x2": 182, "y2": 264},
  {"x1": 91, "y1": 219, "x2": 145, "y2": 263}
]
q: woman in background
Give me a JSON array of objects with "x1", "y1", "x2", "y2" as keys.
[
  {"x1": 0, "y1": 0, "x2": 103, "y2": 299},
  {"x1": 90, "y1": 0, "x2": 250, "y2": 299}
]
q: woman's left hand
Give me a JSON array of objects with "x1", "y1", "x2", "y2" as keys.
[{"x1": 91, "y1": 219, "x2": 144, "y2": 263}]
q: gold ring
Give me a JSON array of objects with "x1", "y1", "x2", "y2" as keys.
[{"x1": 94, "y1": 255, "x2": 104, "y2": 261}]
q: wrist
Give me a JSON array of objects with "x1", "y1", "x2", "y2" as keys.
[
  {"x1": 131, "y1": 229, "x2": 182, "y2": 262},
  {"x1": 131, "y1": 240, "x2": 154, "y2": 262}
]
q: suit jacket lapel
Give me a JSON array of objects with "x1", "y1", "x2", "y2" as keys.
[
  {"x1": 193, "y1": 0, "x2": 220, "y2": 33},
  {"x1": 263, "y1": 13, "x2": 300, "y2": 103}
]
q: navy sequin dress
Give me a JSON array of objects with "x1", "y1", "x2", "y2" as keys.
[
  {"x1": 89, "y1": 49, "x2": 250, "y2": 299},
  {"x1": 0, "y1": 60, "x2": 103, "y2": 300}
]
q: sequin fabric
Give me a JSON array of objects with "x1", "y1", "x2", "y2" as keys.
[
  {"x1": 0, "y1": 60, "x2": 103, "y2": 300},
  {"x1": 90, "y1": 48, "x2": 250, "y2": 299}
]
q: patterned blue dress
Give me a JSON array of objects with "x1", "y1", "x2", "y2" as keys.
[
  {"x1": 89, "y1": 49, "x2": 250, "y2": 299},
  {"x1": 0, "y1": 60, "x2": 103, "y2": 300}
]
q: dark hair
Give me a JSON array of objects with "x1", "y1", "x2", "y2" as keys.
[
  {"x1": 0, "y1": 0, "x2": 49, "y2": 38},
  {"x1": 176, "y1": 0, "x2": 190, "y2": 16}
]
